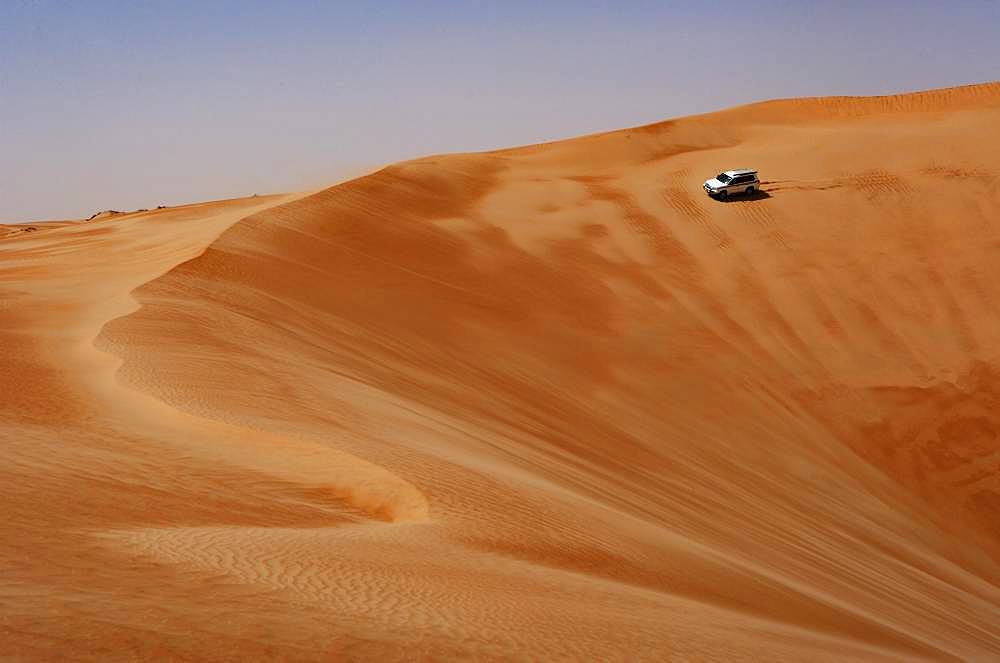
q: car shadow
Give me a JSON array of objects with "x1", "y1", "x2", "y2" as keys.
[{"x1": 712, "y1": 189, "x2": 772, "y2": 203}]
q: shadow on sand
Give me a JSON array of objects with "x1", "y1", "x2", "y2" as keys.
[{"x1": 711, "y1": 189, "x2": 773, "y2": 203}]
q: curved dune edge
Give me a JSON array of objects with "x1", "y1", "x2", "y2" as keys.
[
  {"x1": 4, "y1": 82, "x2": 1000, "y2": 660},
  {"x1": 76, "y1": 196, "x2": 432, "y2": 525}
]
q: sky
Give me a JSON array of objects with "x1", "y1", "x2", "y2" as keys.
[{"x1": 2, "y1": 1, "x2": 998, "y2": 222}]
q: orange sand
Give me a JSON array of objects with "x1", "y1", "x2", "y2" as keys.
[{"x1": 2, "y1": 83, "x2": 1000, "y2": 661}]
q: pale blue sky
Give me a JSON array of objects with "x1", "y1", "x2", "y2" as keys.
[{"x1": 2, "y1": 1, "x2": 998, "y2": 222}]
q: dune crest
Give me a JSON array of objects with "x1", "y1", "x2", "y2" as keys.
[{"x1": 4, "y1": 82, "x2": 1000, "y2": 660}]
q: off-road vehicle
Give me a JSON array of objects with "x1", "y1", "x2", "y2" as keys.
[{"x1": 703, "y1": 169, "x2": 759, "y2": 199}]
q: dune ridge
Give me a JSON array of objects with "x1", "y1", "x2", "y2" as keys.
[{"x1": 3, "y1": 82, "x2": 1000, "y2": 661}]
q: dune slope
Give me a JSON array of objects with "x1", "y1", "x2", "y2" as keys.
[{"x1": 3, "y1": 83, "x2": 1000, "y2": 661}]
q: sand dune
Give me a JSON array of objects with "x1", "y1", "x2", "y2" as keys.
[{"x1": 3, "y1": 82, "x2": 1000, "y2": 661}]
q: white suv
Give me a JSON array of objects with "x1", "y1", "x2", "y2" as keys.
[{"x1": 703, "y1": 169, "x2": 759, "y2": 199}]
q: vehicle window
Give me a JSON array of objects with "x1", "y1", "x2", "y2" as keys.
[
  {"x1": 733, "y1": 175, "x2": 748, "y2": 185},
  {"x1": 717, "y1": 173, "x2": 731, "y2": 183}
]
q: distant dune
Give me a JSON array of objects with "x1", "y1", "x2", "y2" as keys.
[{"x1": 2, "y1": 82, "x2": 1000, "y2": 661}]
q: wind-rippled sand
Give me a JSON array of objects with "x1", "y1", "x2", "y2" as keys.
[{"x1": 3, "y1": 83, "x2": 1000, "y2": 661}]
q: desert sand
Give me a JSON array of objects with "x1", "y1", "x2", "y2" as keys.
[{"x1": 2, "y1": 82, "x2": 1000, "y2": 661}]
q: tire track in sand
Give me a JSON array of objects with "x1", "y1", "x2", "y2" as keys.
[{"x1": 661, "y1": 169, "x2": 734, "y2": 253}]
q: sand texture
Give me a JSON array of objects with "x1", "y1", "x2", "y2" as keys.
[{"x1": 3, "y1": 82, "x2": 1000, "y2": 661}]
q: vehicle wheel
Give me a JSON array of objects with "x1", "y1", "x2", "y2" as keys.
[
  {"x1": 718, "y1": 190, "x2": 728, "y2": 200},
  {"x1": 746, "y1": 186, "x2": 755, "y2": 195}
]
